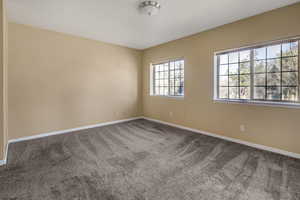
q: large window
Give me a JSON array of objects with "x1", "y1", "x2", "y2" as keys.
[
  {"x1": 214, "y1": 38, "x2": 299, "y2": 106},
  {"x1": 151, "y1": 59, "x2": 184, "y2": 97}
]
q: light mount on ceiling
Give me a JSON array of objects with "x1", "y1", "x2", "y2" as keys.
[{"x1": 139, "y1": 1, "x2": 161, "y2": 16}]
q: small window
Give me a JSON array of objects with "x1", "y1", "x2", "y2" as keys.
[
  {"x1": 151, "y1": 59, "x2": 184, "y2": 97},
  {"x1": 214, "y1": 38, "x2": 300, "y2": 107}
]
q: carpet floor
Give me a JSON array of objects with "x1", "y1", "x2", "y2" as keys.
[{"x1": 0, "y1": 119, "x2": 300, "y2": 200}]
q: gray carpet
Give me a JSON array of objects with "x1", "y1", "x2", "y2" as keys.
[{"x1": 0, "y1": 119, "x2": 300, "y2": 200}]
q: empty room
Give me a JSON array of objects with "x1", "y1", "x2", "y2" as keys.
[{"x1": 1, "y1": 0, "x2": 300, "y2": 199}]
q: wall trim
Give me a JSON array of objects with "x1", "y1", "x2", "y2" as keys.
[
  {"x1": 1, "y1": 115, "x2": 299, "y2": 166},
  {"x1": 0, "y1": 116, "x2": 143, "y2": 166},
  {"x1": 142, "y1": 116, "x2": 300, "y2": 160}
]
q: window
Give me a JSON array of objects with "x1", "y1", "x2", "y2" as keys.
[
  {"x1": 214, "y1": 38, "x2": 300, "y2": 106},
  {"x1": 151, "y1": 59, "x2": 184, "y2": 97}
]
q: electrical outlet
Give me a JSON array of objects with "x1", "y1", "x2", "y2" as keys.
[
  {"x1": 169, "y1": 112, "x2": 173, "y2": 117},
  {"x1": 240, "y1": 125, "x2": 246, "y2": 132}
]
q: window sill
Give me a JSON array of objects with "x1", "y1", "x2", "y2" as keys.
[
  {"x1": 214, "y1": 98, "x2": 300, "y2": 109},
  {"x1": 150, "y1": 95, "x2": 185, "y2": 99}
]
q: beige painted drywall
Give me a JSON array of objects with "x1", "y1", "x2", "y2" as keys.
[
  {"x1": 8, "y1": 23, "x2": 142, "y2": 141},
  {"x1": 0, "y1": 0, "x2": 7, "y2": 161},
  {"x1": 0, "y1": 0, "x2": 4, "y2": 160},
  {"x1": 143, "y1": 3, "x2": 300, "y2": 154}
]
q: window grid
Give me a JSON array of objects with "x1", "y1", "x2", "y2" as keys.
[
  {"x1": 152, "y1": 59, "x2": 184, "y2": 97},
  {"x1": 216, "y1": 39, "x2": 299, "y2": 104}
]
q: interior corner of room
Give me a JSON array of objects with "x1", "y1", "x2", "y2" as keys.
[
  {"x1": 1, "y1": 1, "x2": 300, "y2": 199},
  {"x1": 0, "y1": 0, "x2": 300, "y2": 162}
]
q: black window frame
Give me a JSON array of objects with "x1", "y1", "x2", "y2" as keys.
[{"x1": 214, "y1": 37, "x2": 300, "y2": 107}]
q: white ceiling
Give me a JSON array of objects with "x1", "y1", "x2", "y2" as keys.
[{"x1": 7, "y1": 0, "x2": 300, "y2": 49}]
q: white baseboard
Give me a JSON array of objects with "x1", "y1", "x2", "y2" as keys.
[
  {"x1": 142, "y1": 116, "x2": 300, "y2": 160},
  {"x1": 1, "y1": 115, "x2": 299, "y2": 166},
  {"x1": 0, "y1": 116, "x2": 143, "y2": 166}
]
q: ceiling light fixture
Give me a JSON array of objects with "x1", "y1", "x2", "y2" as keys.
[{"x1": 139, "y1": 1, "x2": 161, "y2": 16}]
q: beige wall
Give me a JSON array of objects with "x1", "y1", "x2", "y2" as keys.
[
  {"x1": 143, "y1": 3, "x2": 300, "y2": 154},
  {"x1": 0, "y1": 0, "x2": 7, "y2": 161},
  {"x1": 8, "y1": 23, "x2": 142, "y2": 140},
  {"x1": 0, "y1": 0, "x2": 4, "y2": 160}
]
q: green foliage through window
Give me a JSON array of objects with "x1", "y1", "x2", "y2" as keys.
[{"x1": 216, "y1": 39, "x2": 299, "y2": 103}]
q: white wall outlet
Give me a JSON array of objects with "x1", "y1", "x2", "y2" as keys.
[
  {"x1": 169, "y1": 112, "x2": 173, "y2": 117},
  {"x1": 240, "y1": 125, "x2": 246, "y2": 132}
]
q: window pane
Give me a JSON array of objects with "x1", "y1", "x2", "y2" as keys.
[
  {"x1": 282, "y1": 57, "x2": 298, "y2": 72},
  {"x1": 282, "y1": 41, "x2": 298, "y2": 56},
  {"x1": 267, "y1": 44, "x2": 281, "y2": 58},
  {"x1": 267, "y1": 87, "x2": 281, "y2": 100},
  {"x1": 158, "y1": 87, "x2": 163, "y2": 95},
  {"x1": 155, "y1": 66, "x2": 160, "y2": 72},
  {"x1": 157, "y1": 72, "x2": 161, "y2": 79},
  {"x1": 164, "y1": 71, "x2": 168, "y2": 78},
  {"x1": 254, "y1": 60, "x2": 266, "y2": 73},
  {"x1": 158, "y1": 72, "x2": 162, "y2": 79},
  {"x1": 152, "y1": 60, "x2": 184, "y2": 97},
  {"x1": 254, "y1": 47, "x2": 266, "y2": 60},
  {"x1": 291, "y1": 41, "x2": 299, "y2": 55},
  {"x1": 180, "y1": 70, "x2": 184, "y2": 78},
  {"x1": 160, "y1": 87, "x2": 164, "y2": 95},
  {"x1": 159, "y1": 72, "x2": 163, "y2": 79},
  {"x1": 175, "y1": 70, "x2": 180, "y2": 77},
  {"x1": 164, "y1": 63, "x2": 169, "y2": 71},
  {"x1": 219, "y1": 76, "x2": 228, "y2": 86},
  {"x1": 282, "y1": 87, "x2": 298, "y2": 101},
  {"x1": 170, "y1": 70, "x2": 175, "y2": 78},
  {"x1": 169, "y1": 87, "x2": 175, "y2": 96},
  {"x1": 220, "y1": 54, "x2": 228, "y2": 64},
  {"x1": 170, "y1": 79, "x2": 174, "y2": 87},
  {"x1": 179, "y1": 86, "x2": 184, "y2": 95},
  {"x1": 267, "y1": 59, "x2": 280, "y2": 72},
  {"x1": 179, "y1": 60, "x2": 184, "y2": 69},
  {"x1": 164, "y1": 87, "x2": 168, "y2": 95},
  {"x1": 229, "y1": 52, "x2": 239, "y2": 63},
  {"x1": 229, "y1": 63, "x2": 238, "y2": 75},
  {"x1": 157, "y1": 79, "x2": 161, "y2": 86},
  {"x1": 282, "y1": 72, "x2": 298, "y2": 86},
  {"x1": 267, "y1": 73, "x2": 281, "y2": 86},
  {"x1": 216, "y1": 39, "x2": 299, "y2": 103},
  {"x1": 164, "y1": 79, "x2": 169, "y2": 87},
  {"x1": 175, "y1": 78, "x2": 181, "y2": 86},
  {"x1": 254, "y1": 87, "x2": 265, "y2": 99},
  {"x1": 170, "y1": 62, "x2": 175, "y2": 70},
  {"x1": 240, "y1": 75, "x2": 250, "y2": 86},
  {"x1": 240, "y1": 87, "x2": 250, "y2": 99},
  {"x1": 254, "y1": 74, "x2": 266, "y2": 86},
  {"x1": 174, "y1": 62, "x2": 179, "y2": 69},
  {"x1": 160, "y1": 80, "x2": 164, "y2": 86},
  {"x1": 229, "y1": 75, "x2": 238, "y2": 86},
  {"x1": 155, "y1": 86, "x2": 160, "y2": 95},
  {"x1": 229, "y1": 87, "x2": 239, "y2": 99},
  {"x1": 159, "y1": 64, "x2": 164, "y2": 71},
  {"x1": 219, "y1": 87, "x2": 228, "y2": 98},
  {"x1": 240, "y1": 62, "x2": 250, "y2": 74},
  {"x1": 175, "y1": 61, "x2": 182, "y2": 69},
  {"x1": 240, "y1": 50, "x2": 250, "y2": 62},
  {"x1": 175, "y1": 86, "x2": 183, "y2": 96},
  {"x1": 219, "y1": 64, "x2": 228, "y2": 75}
]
